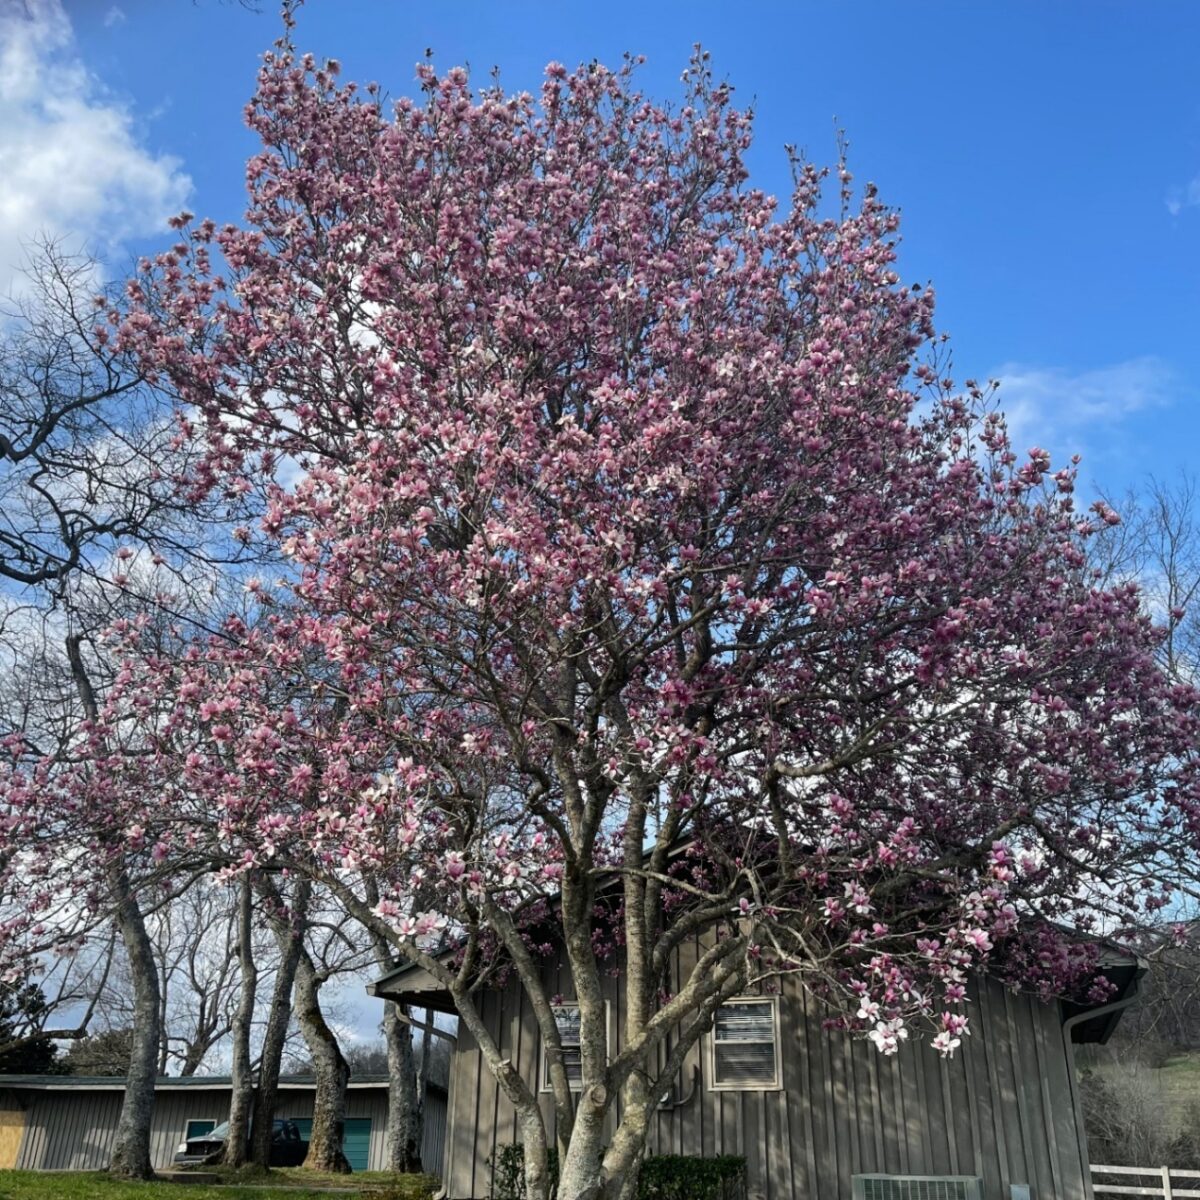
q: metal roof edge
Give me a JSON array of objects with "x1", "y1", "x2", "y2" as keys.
[{"x1": 0, "y1": 1073, "x2": 394, "y2": 1092}]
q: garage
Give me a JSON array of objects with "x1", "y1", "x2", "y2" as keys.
[
  {"x1": 341, "y1": 1118, "x2": 371, "y2": 1172},
  {"x1": 0, "y1": 1075, "x2": 397, "y2": 1172},
  {"x1": 0, "y1": 1098, "x2": 26, "y2": 1170},
  {"x1": 291, "y1": 1117, "x2": 371, "y2": 1172}
]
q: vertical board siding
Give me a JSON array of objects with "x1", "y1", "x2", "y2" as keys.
[
  {"x1": 423, "y1": 1085, "x2": 448, "y2": 1180},
  {"x1": 148, "y1": 1091, "x2": 228, "y2": 1168},
  {"x1": 8, "y1": 1083, "x2": 395, "y2": 1173},
  {"x1": 17, "y1": 1090, "x2": 123, "y2": 1169},
  {"x1": 439, "y1": 965, "x2": 1093, "y2": 1200},
  {"x1": 447, "y1": 1017, "x2": 480, "y2": 1198},
  {"x1": 0, "y1": 1091, "x2": 26, "y2": 1169}
]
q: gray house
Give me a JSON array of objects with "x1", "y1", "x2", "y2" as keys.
[
  {"x1": 0, "y1": 1073, "x2": 446, "y2": 1176},
  {"x1": 370, "y1": 939, "x2": 1140, "y2": 1200}
]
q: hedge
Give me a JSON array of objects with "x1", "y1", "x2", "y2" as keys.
[
  {"x1": 487, "y1": 1145, "x2": 746, "y2": 1200},
  {"x1": 638, "y1": 1155, "x2": 747, "y2": 1200}
]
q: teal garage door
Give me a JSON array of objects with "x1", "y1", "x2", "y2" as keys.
[
  {"x1": 291, "y1": 1118, "x2": 371, "y2": 1172},
  {"x1": 342, "y1": 1119, "x2": 371, "y2": 1172}
]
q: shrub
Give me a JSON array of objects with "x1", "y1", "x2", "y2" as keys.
[
  {"x1": 362, "y1": 1177, "x2": 441, "y2": 1200},
  {"x1": 487, "y1": 1145, "x2": 746, "y2": 1200},
  {"x1": 488, "y1": 1142, "x2": 560, "y2": 1199},
  {"x1": 637, "y1": 1155, "x2": 747, "y2": 1200},
  {"x1": 1080, "y1": 1066, "x2": 1173, "y2": 1166}
]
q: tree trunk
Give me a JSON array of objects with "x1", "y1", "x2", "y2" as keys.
[
  {"x1": 65, "y1": 634, "x2": 159, "y2": 1179},
  {"x1": 223, "y1": 874, "x2": 257, "y2": 1168},
  {"x1": 250, "y1": 877, "x2": 308, "y2": 1168},
  {"x1": 157, "y1": 978, "x2": 170, "y2": 1076},
  {"x1": 383, "y1": 1001, "x2": 422, "y2": 1172},
  {"x1": 594, "y1": 959, "x2": 747, "y2": 1200},
  {"x1": 520, "y1": 1104, "x2": 554, "y2": 1200},
  {"x1": 362, "y1": 873, "x2": 423, "y2": 1171},
  {"x1": 557, "y1": 1084, "x2": 608, "y2": 1200},
  {"x1": 600, "y1": 1096, "x2": 650, "y2": 1200},
  {"x1": 179, "y1": 1045, "x2": 206, "y2": 1077},
  {"x1": 107, "y1": 864, "x2": 161, "y2": 1180},
  {"x1": 291, "y1": 950, "x2": 351, "y2": 1174},
  {"x1": 416, "y1": 1012, "x2": 432, "y2": 1107}
]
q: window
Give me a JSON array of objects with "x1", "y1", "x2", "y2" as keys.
[
  {"x1": 184, "y1": 1119, "x2": 217, "y2": 1141},
  {"x1": 541, "y1": 1002, "x2": 610, "y2": 1091},
  {"x1": 708, "y1": 997, "x2": 781, "y2": 1090}
]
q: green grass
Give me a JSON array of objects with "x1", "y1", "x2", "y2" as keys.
[
  {"x1": 0, "y1": 1173, "x2": 333, "y2": 1200},
  {"x1": 1156, "y1": 1054, "x2": 1200, "y2": 1128},
  {"x1": 192, "y1": 1167, "x2": 438, "y2": 1194},
  {"x1": 0, "y1": 1170, "x2": 439, "y2": 1200}
]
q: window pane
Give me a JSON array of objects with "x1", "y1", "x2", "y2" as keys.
[
  {"x1": 553, "y1": 1004, "x2": 581, "y2": 1046},
  {"x1": 714, "y1": 1001, "x2": 774, "y2": 1042},
  {"x1": 563, "y1": 1046, "x2": 582, "y2": 1085},
  {"x1": 714, "y1": 1040, "x2": 777, "y2": 1086},
  {"x1": 546, "y1": 1005, "x2": 586, "y2": 1090}
]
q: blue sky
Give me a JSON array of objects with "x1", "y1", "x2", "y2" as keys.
[
  {"x1": 31, "y1": 0, "x2": 1198, "y2": 501},
  {"x1": 7, "y1": 1, "x2": 1198, "y2": 498}
]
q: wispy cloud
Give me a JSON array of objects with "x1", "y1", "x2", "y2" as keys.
[
  {"x1": 990, "y1": 356, "x2": 1178, "y2": 469},
  {"x1": 0, "y1": 0, "x2": 189, "y2": 294},
  {"x1": 102, "y1": 6, "x2": 126, "y2": 28},
  {"x1": 1166, "y1": 176, "x2": 1200, "y2": 217}
]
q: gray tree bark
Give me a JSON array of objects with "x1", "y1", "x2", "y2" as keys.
[
  {"x1": 156, "y1": 969, "x2": 170, "y2": 1077},
  {"x1": 250, "y1": 876, "x2": 308, "y2": 1168},
  {"x1": 362, "y1": 874, "x2": 423, "y2": 1171},
  {"x1": 291, "y1": 949, "x2": 351, "y2": 1173},
  {"x1": 383, "y1": 1001, "x2": 422, "y2": 1172},
  {"x1": 64, "y1": 633, "x2": 160, "y2": 1181},
  {"x1": 106, "y1": 864, "x2": 161, "y2": 1180},
  {"x1": 223, "y1": 874, "x2": 257, "y2": 1168}
]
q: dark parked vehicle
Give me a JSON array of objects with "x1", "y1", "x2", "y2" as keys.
[{"x1": 173, "y1": 1118, "x2": 308, "y2": 1166}]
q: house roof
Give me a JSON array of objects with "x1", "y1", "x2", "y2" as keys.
[
  {"x1": 367, "y1": 955, "x2": 434, "y2": 999},
  {"x1": 368, "y1": 933, "x2": 1147, "y2": 1042},
  {"x1": 1060, "y1": 946, "x2": 1146, "y2": 1045},
  {"x1": 0, "y1": 1073, "x2": 402, "y2": 1092}
]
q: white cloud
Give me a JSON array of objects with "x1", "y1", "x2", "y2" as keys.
[
  {"x1": 1166, "y1": 177, "x2": 1200, "y2": 217},
  {"x1": 0, "y1": 0, "x2": 190, "y2": 295},
  {"x1": 102, "y1": 5, "x2": 126, "y2": 27},
  {"x1": 990, "y1": 356, "x2": 1177, "y2": 470}
]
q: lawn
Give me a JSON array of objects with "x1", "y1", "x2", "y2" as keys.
[
  {"x1": 197, "y1": 1167, "x2": 439, "y2": 1195},
  {"x1": 0, "y1": 1170, "x2": 439, "y2": 1200},
  {"x1": 1157, "y1": 1053, "x2": 1200, "y2": 1128}
]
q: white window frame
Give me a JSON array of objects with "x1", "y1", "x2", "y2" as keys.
[
  {"x1": 184, "y1": 1118, "x2": 217, "y2": 1141},
  {"x1": 706, "y1": 995, "x2": 783, "y2": 1092},
  {"x1": 540, "y1": 1000, "x2": 611, "y2": 1092}
]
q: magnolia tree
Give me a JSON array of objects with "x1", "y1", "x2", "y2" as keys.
[{"x1": 106, "y1": 31, "x2": 1200, "y2": 1200}]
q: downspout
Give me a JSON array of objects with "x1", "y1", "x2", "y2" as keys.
[
  {"x1": 1061, "y1": 969, "x2": 1145, "y2": 1200},
  {"x1": 1060, "y1": 969, "x2": 1144, "y2": 1047},
  {"x1": 657, "y1": 1062, "x2": 699, "y2": 1111}
]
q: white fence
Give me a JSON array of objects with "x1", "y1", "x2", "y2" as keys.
[{"x1": 1092, "y1": 1165, "x2": 1200, "y2": 1199}]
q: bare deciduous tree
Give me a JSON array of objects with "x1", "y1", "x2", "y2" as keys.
[
  {"x1": 0, "y1": 245, "x2": 250, "y2": 1178},
  {"x1": 1097, "y1": 474, "x2": 1200, "y2": 682}
]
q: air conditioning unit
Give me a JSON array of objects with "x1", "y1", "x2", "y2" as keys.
[{"x1": 852, "y1": 1176, "x2": 985, "y2": 1200}]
